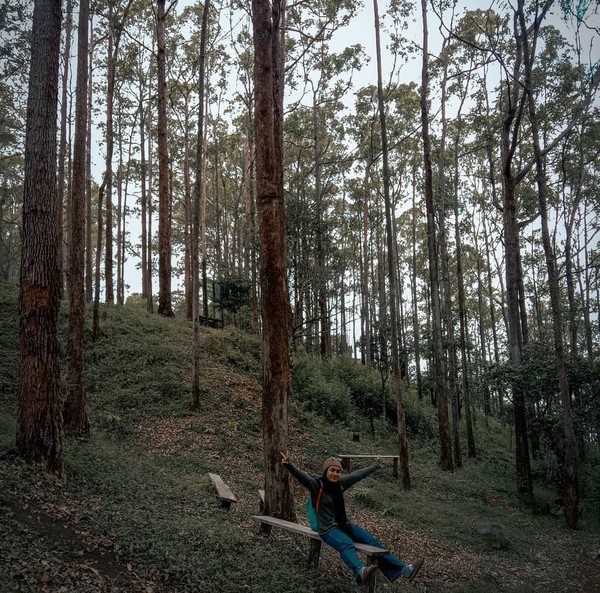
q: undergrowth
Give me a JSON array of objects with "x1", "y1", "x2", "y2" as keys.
[{"x1": 1, "y1": 282, "x2": 599, "y2": 593}]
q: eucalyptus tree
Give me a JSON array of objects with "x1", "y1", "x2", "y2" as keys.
[
  {"x1": 17, "y1": 0, "x2": 63, "y2": 475},
  {"x1": 373, "y1": 0, "x2": 411, "y2": 486},
  {"x1": 57, "y1": 0, "x2": 73, "y2": 294},
  {"x1": 252, "y1": 0, "x2": 295, "y2": 521},
  {"x1": 64, "y1": 0, "x2": 90, "y2": 435},
  {"x1": 420, "y1": 0, "x2": 453, "y2": 471},
  {"x1": 192, "y1": 0, "x2": 209, "y2": 410},
  {"x1": 517, "y1": 0, "x2": 600, "y2": 528}
]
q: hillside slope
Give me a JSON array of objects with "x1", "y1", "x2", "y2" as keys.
[{"x1": 0, "y1": 287, "x2": 598, "y2": 593}]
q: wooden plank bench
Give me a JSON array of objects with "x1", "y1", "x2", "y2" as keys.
[
  {"x1": 252, "y1": 515, "x2": 387, "y2": 592},
  {"x1": 208, "y1": 473, "x2": 237, "y2": 509},
  {"x1": 337, "y1": 454, "x2": 399, "y2": 479}
]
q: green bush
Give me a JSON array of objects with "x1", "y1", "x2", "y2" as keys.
[{"x1": 291, "y1": 350, "x2": 352, "y2": 423}]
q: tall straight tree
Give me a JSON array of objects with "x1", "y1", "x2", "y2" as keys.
[
  {"x1": 373, "y1": 0, "x2": 410, "y2": 488},
  {"x1": 192, "y1": 0, "x2": 209, "y2": 410},
  {"x1": 64, "y1": 0, "x2": 90, "y2": 434},
  {"x1": 420, "y1": 0, "x2": 453, "y2": 471},
  {"x1": 17, "y1": 0, "x2": 64, "y2": 476},
  {"x1": 518, "y1": 0, "x2": 585, "y2": 528},
  {"x1": 57, "y1": 0, "x2": 73, "y2": 295},
  {"x1": 156, "y1": 0, "x2": 173, "y2": 316},
  {"x1": 252, "y1": 0, "x2": 295, "y2": 521}
]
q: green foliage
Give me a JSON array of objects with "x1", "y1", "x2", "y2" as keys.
[
  {"x1": 291, "y1": 350, "x2": 352, "y2": 423},
  {"x1": 0, "y1": 281, "x2": 19, "y2": 399},
  {"x1": 202, "y1": 325, "x2": 261, "y2": 376}
]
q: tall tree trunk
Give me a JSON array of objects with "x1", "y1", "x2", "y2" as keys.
[
  {"x1": 183, "y1": 91, "x2": 193, "y2": 320},
  {"x1": 452, "y1": 71, "x2": 476, "y2": 458},
  {"x1": 410, "y1": 161, "x2": 423, "y2": 401},
  {"x1": 64, "y1": 0, "x2": 90, "y2": 435},
  {"x1": 140, "y1": 88, "x2": 148, "y2": 300},
  {"x1": 374, "y1": 0, "x2": 410, "y2": 487},
  {"x1": 361, "y1": 158, "x2": 372, "y2": 365},
  {"x1": 104, "y1": 3, "x2": 115, "y2": 304},
  {"x1": 146, "y1": 100, "x2": 154, "y2": 313},
  {"x1": 501, "y1": 5, "x2": 532, "y2": 499},
  {"x1": 313, "y1": 96, "x2": 330, "y2": 358},
  {"x1": 420, "y1": 0, "x2": 453, "y2": 471},
  {"x1": 156, "y1": 0, "x2": 173, "y2": 316},
  {"x1": 17, "y1": 0, "x2": 64, "y2": 476},
  {"x1": 437, "y1": 42, "x2": 461, "y2": 469},
  {"x1": 192, "y1": 0, "x2": 209, "y2": 411},
  {"x1": 85, "y1": 20, "x2": 94, "y2": 302},
  {"x1": 252, "y1": 0, "x2": 295, "y2": 521},
  {"x1": 57, "y1": 0, "x2": 73, "y2": 297},
  {"x1": 519, "y1": 1, "x2": 578, "y2": 526}
]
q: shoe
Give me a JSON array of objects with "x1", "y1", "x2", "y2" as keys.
[
  {"x1": 403, "y1": 557, "x2": 424, "y2": 583},
  {"x1": 358, "y1": 564, "x2": 378, "y2": 587}
]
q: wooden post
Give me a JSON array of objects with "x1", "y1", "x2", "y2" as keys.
[{"x1": 307, "y1": 539, "x2": 322, "y2": 567}]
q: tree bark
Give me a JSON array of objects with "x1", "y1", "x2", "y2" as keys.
[
  {"x1": 374, "y1": 0, "x2": 410, "y2": 487},
  {"x1": 156, "y1": 0, "x2": 173, "y2": 316},
  {"x1": 192, "y1": 0, "x2": 209, "y2": 411},
  {"x1": 420, "y1": 0, "x2": 453, "y2": 471},
  {"x1": 252, "y1": 0, "x2": 295, "y2": 521},
  {"x1": 17, "y1": 0, "x2": 64, "y2": 476},
  {"x1": 518, "y1": 0, "x2": 578, "y2": 526},
  {"x1": 64, "y1": 0, "x2": 90, "y2": 435},
  {"x1": 57, "y1": 0, "x2": 73, "y2": 297}
]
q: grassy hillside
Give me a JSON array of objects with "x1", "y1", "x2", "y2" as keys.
[{"x1": 0, "y1": 282, "x2": 598, "y2": 593}]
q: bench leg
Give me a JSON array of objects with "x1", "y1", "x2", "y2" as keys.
[
  {"x1": 393, "y1": 458, "x2": 399, "y2": 479},
  {"x1": 307, "y1": 539, "x2": 322, "y2": 567},
  {"x1": 341, "y1": 458, "x2": 351, "y2": 472},
  {"x1": 221, "y1": 500, "x2": 232, "y2": 510},
  {"x1": 366, "y1": 557, "x2": 379, "y2": 593}
]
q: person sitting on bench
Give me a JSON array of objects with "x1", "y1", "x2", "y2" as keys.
[{"x1": 281, "y1": 452, "x2": 424, "y2": 588}]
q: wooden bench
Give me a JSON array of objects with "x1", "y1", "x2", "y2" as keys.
[
  {"x1": 198, "y1": 315, "x2": 224, "y2": 329},
  {"x1": 337, "y1": 454, "x2": 399, "y2": 479},
  {"x1": 208, "y1": 473, "x2": 237, "y2": 509},
  {"x1": 252, "y1": 515, "x2": 387, "y2": 592}
]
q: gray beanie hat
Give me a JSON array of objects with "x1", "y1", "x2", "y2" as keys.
[{"x1": 322, "y1": 457, "x2": 342, "y2": 473}]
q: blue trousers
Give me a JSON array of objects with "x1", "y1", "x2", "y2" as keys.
[{"x1": 320, "y1": 524, "x2": 407, "y2": 583}]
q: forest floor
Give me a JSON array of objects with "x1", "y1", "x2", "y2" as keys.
[{"x1": 1, "y1": 294, "x2": 599, "y2": 593}]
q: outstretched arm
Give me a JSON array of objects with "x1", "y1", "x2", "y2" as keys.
[
  {"x1": 280, "y1": 451, "x2": 319, "y2": 492},
  {"x1": 341, "y1": 463, "x2": 381, "y2": 489}
]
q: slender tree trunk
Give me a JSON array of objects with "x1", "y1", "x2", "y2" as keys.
[
  {"x1": 140, "y1": 89, "x2": 148, "y2": 300},
  {"x1": 183, "y1": 91, "x2": 193, "y2": 320},
  {"x1": 410, "y1": 161, "x2": 423, "y2": 401},
  {"x1": 361, "y1": 158, "x2": 372, "y2": 365},
  {"x1": 374, "y1": 0, "x2": 410, "y2": 487},
  {"x1": 17, "y1": 0, "x2": 64, "y2": 476},
  {"x1": 519, "y1": 2, "x2": 578, "y2": 526},
  {"x1": 501, "y1": 5, "x2": 533, "y2": 498},
  {"x1": 437, "y1": 44, "x2": 461, "y2": 469},
  {"x1": 57, "y1": 0, "x2": 73, "y2": 297},
  {"x1": 192, "y1": 0, "x2": 209, "y2": 410},
  {"x1": 64, "y1": 0, "x2": 90, "y2": 435},
  {"x1": 104, "y1": 3, "x2": 114, "y2": 304},
  {"x1": 156, "y1": 0, "x2": 172, "y2": 316},
  {"x1": 85, "y1": 21, "x2": 94, "y2": 302},
  {"x1": 146, "y1": 101, "x2": 154, "y2": 313},
  {"x1": 252, "y1": 0, "x2": 295, "y2": 521},
  {"x1": 420, "y1": 0, "x2": 453, "y2": 471},
  {"x1": 452, "y1": 73, "x2": 476, "y2": 458}
]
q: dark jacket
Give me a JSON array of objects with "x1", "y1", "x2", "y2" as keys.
[{"x1": 284, "y1": 461, "x2": 380, "y2": 535}]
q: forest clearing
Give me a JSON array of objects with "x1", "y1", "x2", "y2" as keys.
[{"x1": 1, "y1": 288, "x2": 599, "y2": 593}]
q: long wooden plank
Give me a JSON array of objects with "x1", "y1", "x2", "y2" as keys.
[
  {"x1": 337, "y1": 454, "x2": 399, "y2": 459},
  {"x1": 251, "y1": 515, "x2": 388, "y2": 556},
  {"x1": 208, "y1": 473, "x2": 237, "y2": 503}
]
